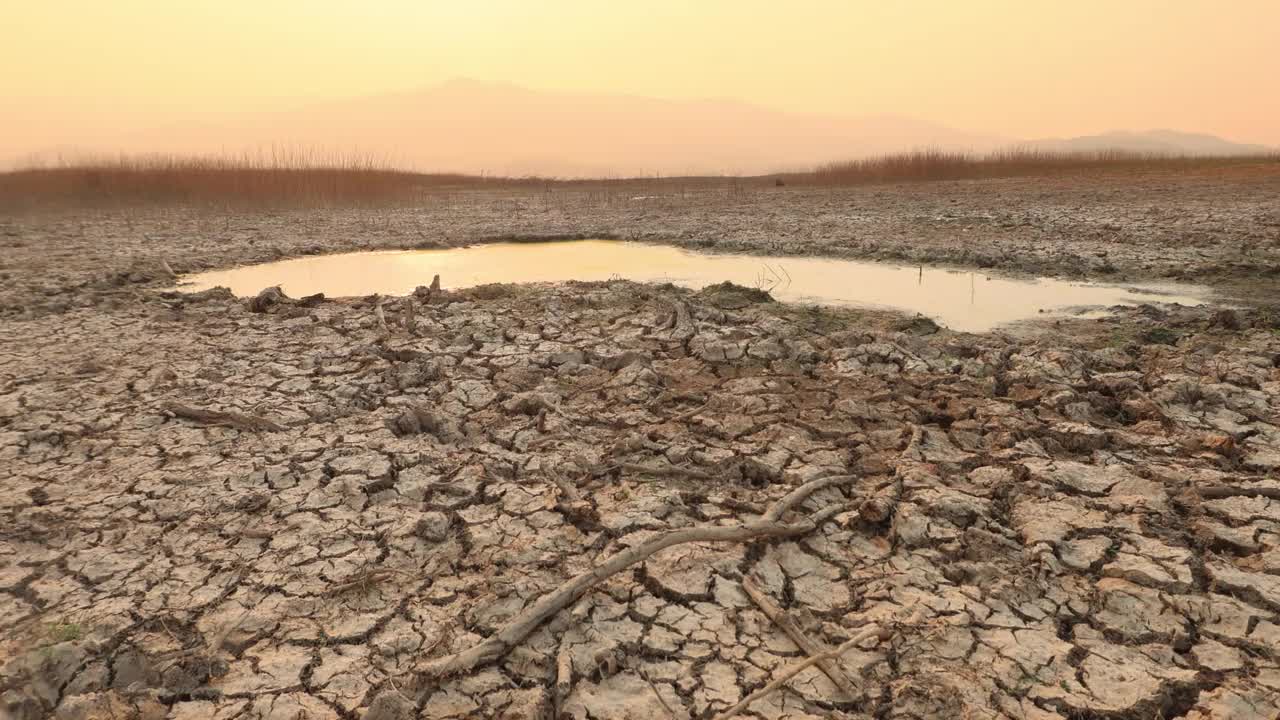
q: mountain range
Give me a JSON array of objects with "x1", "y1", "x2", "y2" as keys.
[
  {"x1": 9, "y1": 80, "x2": 1273, "y2": 176},
  {"x1": 1020, "y1": 129, "x2": 1271, "y2": 157}
]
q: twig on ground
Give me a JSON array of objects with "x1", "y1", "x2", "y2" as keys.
[
  {"x1": 742, "y1": 575, "x2": 860, "y2": 700},
  {"x1": 415, "y1": 473, "x2": 859, "y2": 682},
  {"x1": 327, "y1": 571, "x2": 391, "y2": 596},
  {"x1": 553, "y1": 644, "x2": 574, "y2": 716},
  {"x1": 640, "y1": 668, "x2": 680, "y2": 720},
  {"x1": 161, "y1": 400, "x2": 287, "y2": 432},
  {"x1": 549, "y1": 469, "x2": 584, "y2": 503},
  {"x1": 613, "y1": 461, "x2": 717, "y2": 481},
  {"x1": 325, "y1": 567, "x2": 412, "y2": 596},
  {"x1": 667, "y1": 400, "x2": 712, "y2": 423},
  {"x1": 1197, "y1": 484, "x2": 1280, "y2": 500},
  {"x1": 764, "y1": 474, "x2": 857, "y2": 521},
  {"x1": 711, "y1": 621, "x2": 894, "y2": 720}
]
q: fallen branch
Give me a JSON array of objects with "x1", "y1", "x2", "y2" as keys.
[
  {"x1": 161, "y1": 401, "x2": 287, "y2": 432},
  {"x1": 1196, "y1": 484, "x2": 1280, "y2": 500},
  {"x1": 668, "y1": 400, "x2": 713, "y2": 423},
  {"x1": 553, "y1": 644, "x2": 573, "y2": 716},
  {"x1": 742, "y1": 576, "x2": 859, "y2": 701},
  {"x1": 615, "y1": 461, "x2": 717, "y2": 481},
  {"x1": 765, "y1": 474, "x2": 857, "y2": 521},
  {"x1": 711, "y1": 622, "x2": 889, "y2": 720},
  {"x1": 417, "y1": 473, "x2": 858, "y2": 681},
  {"x1": 549, "y1": 469, "x2": 584, "y2": 504},
  {"x1": 325, "y1": 568, "x2": 401, "y2": 596}
]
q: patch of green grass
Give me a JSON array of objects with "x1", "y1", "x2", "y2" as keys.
[
  {"x1": 1141, "y1": 327, "x2": 1180, "y2": 345},
  {"x1": 46, "y1": 622, "x2": 82, "y2": 643},
  {"x1": 1103, "y1": 328, "x2": 1137, "y2": 348}
]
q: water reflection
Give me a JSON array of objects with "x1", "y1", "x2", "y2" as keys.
[{"x1": 177, "y1": 240, "x2": 1209, "y2": 333}]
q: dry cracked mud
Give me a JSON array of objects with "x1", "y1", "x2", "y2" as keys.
[{"x1": 2, "y1": 171, "x2": 1280, "y2": 719}]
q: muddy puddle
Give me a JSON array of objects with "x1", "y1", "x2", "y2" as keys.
[{"x1": 177, "y1": 240, "x2": 1210, "y2": 332}]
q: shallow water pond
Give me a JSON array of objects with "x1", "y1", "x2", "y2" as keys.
[{"x1": 178, "y1": 240, "x2": 1210, "y2": 332}]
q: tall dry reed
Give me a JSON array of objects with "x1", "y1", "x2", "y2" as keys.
[
  {"x1": 0, "y1": 150, "x2": 490, "y2": 209},
  {"x1": 799, "y1": 148, "x2": 1280, "y2": 185}
]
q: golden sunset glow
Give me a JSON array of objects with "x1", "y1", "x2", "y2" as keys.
[{"x1": 3, "y1": 0, "x2": 1278, "y2": 168}]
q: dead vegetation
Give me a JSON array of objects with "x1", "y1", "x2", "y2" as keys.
[
  {"x1": 159, "y1": 400, "x2": 289, "y2": 433},
  {"x1": 417, "y1": 472, "x2": 864, "y2": 682},
  {"x1": 4, "y1": 148, "x2": 1278, "y2": 210},
  {"x1": 796, "y1": 147, "x2": 1280, "y2": 185},
  {"x1": 0, "y1": 152, "x2": 484, "y2": 209},
  {"x1": 0, "y1": 152, "x2": 740, "y2": 210}
]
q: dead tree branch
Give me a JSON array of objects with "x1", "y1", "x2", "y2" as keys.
[
  {"x1": 161, "y1": 401, "x2": 287, "y2": 432},
  {"x1": 712, "y1": 622, "x2": 891, "y2": 720},
  {"x1": 1197, "y1": 484, "x2": 1280, "y2": 500},
  {"x1": 416, "y1": 473, "x2": 858, "y2": 681},
  {"x1": 742, "y1": 575, "x2": 859, "y2": 701}
]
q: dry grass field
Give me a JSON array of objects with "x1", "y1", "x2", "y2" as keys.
[
  {"x1": 802, "y1": 148, "x2": 1280, "y2": 184},
  {"x1": 4, "y1": 149, "x2": 1278, "y2": 209}
]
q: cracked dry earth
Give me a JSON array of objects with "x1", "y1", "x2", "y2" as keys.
[{"x1": 3, "y1": 271, "x2": 1280, "y2": 720}]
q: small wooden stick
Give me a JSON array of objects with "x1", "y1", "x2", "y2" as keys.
[
  {"x1": 161, "y1": 401, "x2": 287, "y2": 432},
  {"x1": 325, "y1": 568, "x2": 399, "y2": 596},
  {"x1": 640, "y1": 669, "x2": 680, "y2": 720},
  {"x1": 416, "y1": 474, "x2": 856, "y2": 681},
  {"x1": 764, "y1": 474, "x2": 857, "y2": 522},
  {"x1": 549, "y1": 470, "x2": 583, "y2": 503},
  {"x1": 668, "y1": 400, "x2": 712, "y2": 423},
  {"x1": 1197, "y1": 484, "x2": 1280, "y2": 500},
  {"x1": 553, "y1": 645, "x2": 573, "y2": 715},
  {"x1": 741, "y1": 576, "x2": 859, "y2": 701},
  {"x1": 712, "y1": 623, "x2": 889, "y2": 720},
  {"x1": 616, "y1": 462, "x2": 717, "y2": 481}
]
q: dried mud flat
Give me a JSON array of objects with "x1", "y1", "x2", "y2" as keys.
[{"x1": 2, "y1": 170, "x2": 1280, "y2": 720}]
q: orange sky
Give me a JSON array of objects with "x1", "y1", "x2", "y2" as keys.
[{"x1": 3, "y1": 0, "x2": 1279, "y2": 154}]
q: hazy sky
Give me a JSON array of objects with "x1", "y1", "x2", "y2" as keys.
[{"x1": 4, "y1": 0, "x2": 1279, "y2": 149}]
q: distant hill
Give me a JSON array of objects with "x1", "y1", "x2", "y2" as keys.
[
  {"x1": 10, "y1": 79, "x2": 1007, "y2": 177},
  {"x1": 1020, "y1": 130, "x2": 1272, "y2": 156},
  {"x1": 8, "y1": 83, "x2": 1273, "y2": 176}
]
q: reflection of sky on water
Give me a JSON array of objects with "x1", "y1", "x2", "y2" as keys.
[{"x1": 178, "y1": 240, "x2": 1210, "y2": 333}]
